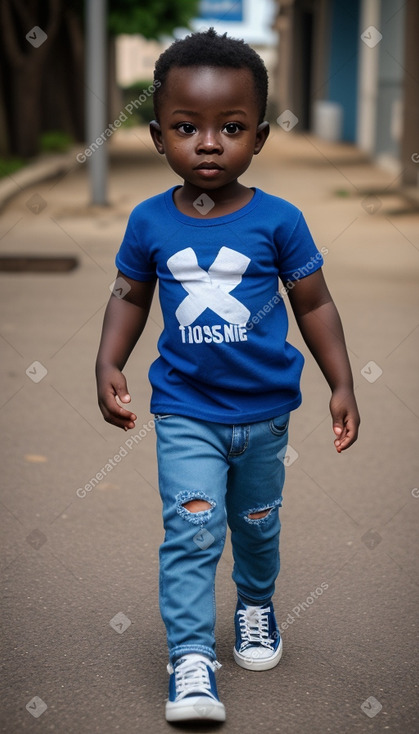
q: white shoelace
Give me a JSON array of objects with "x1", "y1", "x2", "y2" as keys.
[
  {"x1": 237, "y1": 606, "x2": 275, "y2": 651},
  {"x1": 168, "y1": 655, "x2": 220, "y2": 701}
]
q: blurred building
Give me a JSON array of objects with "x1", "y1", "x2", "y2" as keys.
[
  {"x1": 116, "y1": 0, "x2": 278, "y2": 107},
  {"x1": 274, "y1": 0, "x2": 419, "y2": 186}
]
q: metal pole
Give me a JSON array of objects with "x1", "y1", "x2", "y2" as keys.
[
  {"x1": 401, "y1": 0, "x2": 419, "y2": 186},
  {"x1": 86, "y1": 0, "x2": 108, "y2": 205}
]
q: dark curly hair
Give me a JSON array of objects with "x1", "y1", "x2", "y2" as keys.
[{"x1": 153, "y1": 28, "x2": 268, "y2": 123}]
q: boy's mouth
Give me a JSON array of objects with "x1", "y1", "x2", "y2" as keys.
[{"x1": 194, "y1": 162, "x2": 223, "y2": 170}]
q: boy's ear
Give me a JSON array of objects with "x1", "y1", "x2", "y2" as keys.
[
  {"x1": 149, "y1": 120, "x2": 165, "y2": 154},
  {"x1": 254, "y1": 121, "x2": 270, "y2": 155}
]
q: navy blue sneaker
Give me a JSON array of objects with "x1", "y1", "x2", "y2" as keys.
[
  {"x1": 233, "y1": 599, "x2": 283, "y2": 671},
  {"x1": 166, "y1": 653, "x2": 226, "y2": 722}
]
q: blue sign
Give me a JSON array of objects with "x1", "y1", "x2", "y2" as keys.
[{"x1": 199, "y1": 0, "x2": 244, "y2": 22}]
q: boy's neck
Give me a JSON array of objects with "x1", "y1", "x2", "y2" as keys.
[{"x1": 173, "y1": 181, "x2": 254, "y2": 218}]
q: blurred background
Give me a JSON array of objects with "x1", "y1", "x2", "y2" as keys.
[
  {"x1": 0, "y1": 2, "x2": 418, "y2": 733},
  {"x1": 1, "y1": 0, "x2": 417, "y2": 186}
]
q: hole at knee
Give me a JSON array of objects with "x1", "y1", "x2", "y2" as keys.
[
  {"x1": 183, "y1": 499, "x2": 213, "y2": 513},
  {"x1": 176, "y1": 491, "x2": 216, "y2": 524},
  {"x1": 244, "y1": 499, "x2": 282, "y2": 524},
  {"x1": 248, "y1": 508, "x2": 271, "y2": 520}
]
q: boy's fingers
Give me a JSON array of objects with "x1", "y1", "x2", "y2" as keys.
[
  {"x1": 115, "y1": 389, "x2": 131, "y2": 403},
  {"x1": 97, "y1": 370, "x2": 136, "y2": 429},
  {"x1": 334, "y1": 417, "x2": 358, "y2": 452},
  {"x1": 100, "y1": 390, "x2": 137, "y2": 426},
  {"x1": 113, "y1": 377, "x2": 131, "y2": 403},
  {"x1": 332, "y1": 420, "x2": 345, "y2": 449},
  {"x1": 111, "y1": 382, "x2": 136, "y2": 420},
  {"x1": 330, "y1": 390, "x2": 360, "y2": 452},
  {"x1": 112, "y1": 400, "x2": 137, "y2": 422},
  {"x1": 114, "y1": 392, "x2": 134, "y2": 413},
  {"x1": 102, "y1": 404, "x2": 136, "y2": 430}
]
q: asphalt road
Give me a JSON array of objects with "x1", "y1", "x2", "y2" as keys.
[{"x1": 1, "y1": 128, "x2": 418, "y2": 733}]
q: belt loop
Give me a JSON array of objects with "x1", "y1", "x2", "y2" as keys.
[{"x1": 229, "y1": 424, "x2": 249, "y2": 456}]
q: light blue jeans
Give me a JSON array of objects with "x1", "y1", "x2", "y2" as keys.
[{"x1": 154, "y1": 413, "x2": 290, "y2": 663}]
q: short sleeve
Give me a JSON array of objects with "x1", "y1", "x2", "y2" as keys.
[
  {"x1": 115, "y1": 208, "x2": 156, "y2": 282},
  {"x1": 277, "y1": 211, "x2": 324, "y2": 283}
]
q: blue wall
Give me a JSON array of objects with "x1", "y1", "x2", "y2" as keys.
[
  {"x1": 328, "y1": 0, "x2": 360, "y2": 141},
  {"x1": 199, "y1": 0, "x2": 244, "y2": 22}
]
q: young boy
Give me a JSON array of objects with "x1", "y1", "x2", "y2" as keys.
[{"x1": 96, "y1": 29, "x2": 360, "y2": 724}]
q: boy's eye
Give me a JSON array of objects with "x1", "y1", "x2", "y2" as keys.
[
  {"x1": 176, "y1": 123, "x2": 196, "y2": 134},
  {"x1": 223, "y1": 123, "x2": 243, "y2": 134}
]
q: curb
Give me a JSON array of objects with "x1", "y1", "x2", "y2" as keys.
[
  {"x1": 0, "y1": 148, "x2": 80, "y2": 212},
  {"x1": 0, "y1": 130, "x2": 153, "y2": 213}
]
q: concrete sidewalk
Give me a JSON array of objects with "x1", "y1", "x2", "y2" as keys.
[{"x1": 0, "y1": 127, "x2": 418, "y2": 734}]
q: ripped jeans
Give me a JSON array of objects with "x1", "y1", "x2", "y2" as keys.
[{"x1": 154, "y1": 412, "x2": 290, "y2": 663}]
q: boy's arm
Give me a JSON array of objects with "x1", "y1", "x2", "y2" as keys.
[
  {"x1": 287, "y1": 269, "x2": 360, "y2": 452},
  {"x1": 95, "y1": 272, "x2": 156, "y2": 430}
]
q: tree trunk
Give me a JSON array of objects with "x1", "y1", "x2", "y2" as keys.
[
  {"x1": 0, "y1": 0, "x2": 62, "y2": 157},
  {"x1": 0, "y1": 63, "x2": 10, "y2": 157},
  {"x1": 41, "y1": 7, "x2": 85, "y2": 143},
  {"x1": 66, "y1": 7, "x2": 85, "y2": 141},
  {"x1": 13, "y1": 67, "x2": 44, "y2": 157}
]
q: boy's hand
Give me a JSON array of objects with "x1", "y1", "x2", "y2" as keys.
[
  {"x1": 330, "y1": 387, "x2": 360, "y2": 453},
  {"x1": 97, "y1": 365, "x2": 137, "y2": 430}
]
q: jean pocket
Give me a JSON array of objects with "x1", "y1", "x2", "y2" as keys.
[{"x1": 268, "y1": 413, "x2": 290, "y2": 437}]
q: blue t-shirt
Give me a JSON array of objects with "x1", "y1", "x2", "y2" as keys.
[{"x1": 115, "y1": 186, "x2": 323, "y2": 423}]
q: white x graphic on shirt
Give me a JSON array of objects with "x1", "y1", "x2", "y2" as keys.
[{"x1": 167, "y1": 246, "x2": 251, "y2": 327}]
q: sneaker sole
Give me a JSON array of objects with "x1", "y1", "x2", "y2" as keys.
[
  {"x1": 166, "y1": 696, "x2": 226, "y2": 722},
  {"x1": 233, "y1": 639, "x2": 283, "y2": 671}
]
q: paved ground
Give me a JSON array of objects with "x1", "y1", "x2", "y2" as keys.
[{"x1": 1, "y1": 127, "x2": 418, "y2": 734}]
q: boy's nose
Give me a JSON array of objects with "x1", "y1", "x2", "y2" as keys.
[{"x1": 196, "y1": 131, "x2": 223, "y2": 154}]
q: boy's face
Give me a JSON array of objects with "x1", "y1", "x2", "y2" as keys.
[{"x1": 150, "y1": 66, "x2": 269, "y2": 194}]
